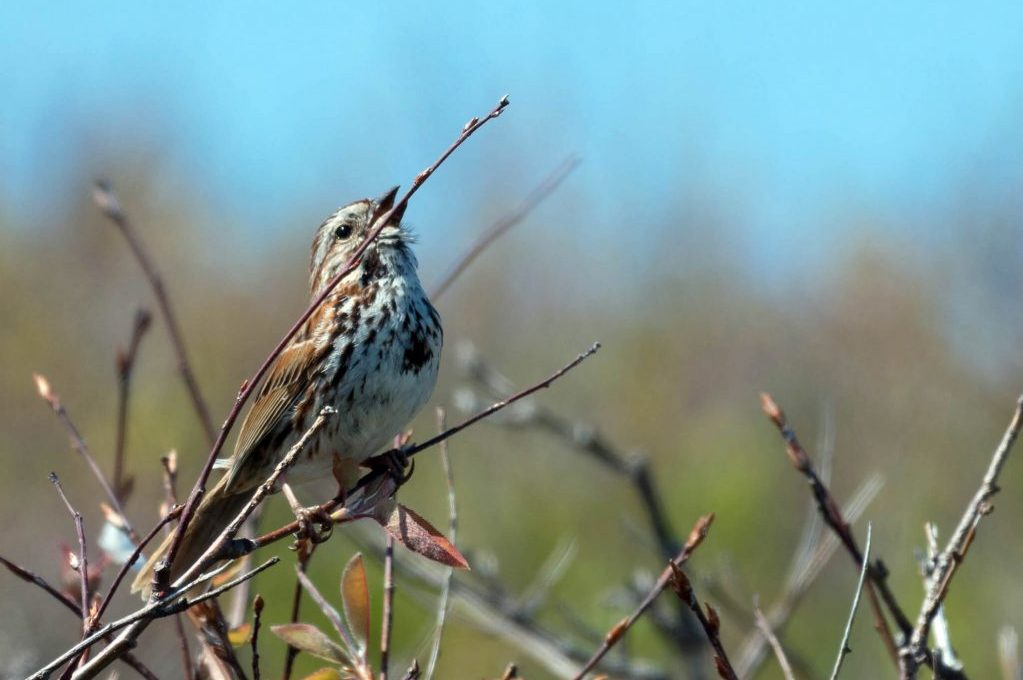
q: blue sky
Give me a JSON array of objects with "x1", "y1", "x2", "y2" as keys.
[{"x1": 3, "y1": 2, "x2": 1023, "y2": 272}]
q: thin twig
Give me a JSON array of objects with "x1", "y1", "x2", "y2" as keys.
[
  {"x1": 901, "y1": 396, "x2": 1023, "y2": 677},
  {"x1": 95, "y1": 506, "x2": 181, "y2": 623},
  {"x1": 381, "y1": 535, "x2": 396, "y2": 680},
  {"x1": 171, "y1": 410, "x2": 333, "y2": 591},
  {"x1": 171, "y1": 613, "x2": 194, "y2": 680},
  {"x1": 35, "y1": 375, "x2": 137, "y2": 541},
  {"x1": 282, "y1": 541, "x2": 315, "y2": 680},
  {"x1": 430, "y1": 154, "x2": 580, "y2": 299},
  {"x1": 252, "y1": 594, "x2": 265, "y2": 680},
  {"x1": 0, "y1": 556, "x2": 159, "y2": 680},
  {"x1": 249, "y1": 342, "x2": 601, "y2": 552},
  {"x1": 113, "y1": 308, "x2": 151, "y2": 501},
  {"x1": 157, "y1": 95, "x2": 510, "y2": 594},
  {"x1": 761, "y1": 392, "x2": 908, "y2": 665},
  {"x1": 572, "y1": 513, "x2": 714, "y2": 679},
  {"x1": 424, "y1": 408, "x2": 457, "y2": 680},
  {"x1": 734, "y1": 473, "x2": 883, "y2": 678},
  {"x1": 752, "y1": 601, "x2": 796, "y2": 680},
  {"x1": 49, "y1": 474, "x2": 90, "y2": 634},
  {"x1": 349, "y1": 527, "x2": 665, "y2": 680},
  {"x1": 830, "y1": 523, "x2": 873, "y2": 680},
  {"x1": 669, "y1": 562, "x2": 739, "y2": 680},
  {"x1": 93, "y1": 182, "x2": 216, "y2": 443},
  {"x1": 456, "y1": 342, "x2": 678, "y2": 559},
  {"x1": 40, "y1": 558, "x2": 279, "y2": 680},
  {"x1": 44, "y1": 410, "x2": 330, "y2": 679}
]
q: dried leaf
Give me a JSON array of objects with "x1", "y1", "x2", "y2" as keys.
[
  {"x1": 377, "y1": 504, "x2": 469, "y2": 569},
  {"x1": 301, "y1": 669, "x2": 345, "y2": 680},
  {"x1": 270, "y1": 623, "x2": 351, "y2": 665},
  {"x1": 227, "y1": 623, "x2": 251, "y2": 647},
  {"x1": 340, "y1": 553, "x2": 370, "y2": 653}
]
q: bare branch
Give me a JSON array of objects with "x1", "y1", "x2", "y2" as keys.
[
  {"x1": 761, "y1": 392, "x2": 909, "y2": 665},
  {"x1": 668, "y1": 562, "x2": 739, "y2": 680},
  {"x1": 35, "y1": 375, "x2": 137, "y2": 541},
  {"x1": 48, "y1": 474, "x2": 90, "y2": 636},
  {"x1": 830, "y1": 523, "x2": 873, "y2": 680},
  {"x1": 752, "y1": 600, "x2": 795, "y2": 680},
  {"x1": 159, "y1": 95, "x2": 511, "y2": 593},
  {"x1": 93, "y1": 182, "x2": 216, "y2": 443},
  {"x1": 381, "y1": 535, "x2": 397, "y2": 680},
  {"x1": 251, "y1": 594, "x2": 265, "y2": 680},
  {"x1": 572, "y1": 513, "x2": 715, "y2": 679},
  {"x1": 113, "y1": 307, "x2": 152, "y2": 501},
  {"x1": 901, "y1": 396, "x2": 1023, "y2": 677},
  {"x1": 424, "y1": 408, "x2": 458, "y2": 680},
  {"x1": 430, "y1": 154, "x2": 580, "y2": 299},
  {"x1": 0, "y1": 556, "x2": 158, "y2": 679}
]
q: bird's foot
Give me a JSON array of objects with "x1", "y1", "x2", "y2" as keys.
[
  {"x1": 294, "y1": 504, "x2": 334, "y2": 545},
  {"x1": 365, "y1": 447, "x2": 415, "y2": 487}
]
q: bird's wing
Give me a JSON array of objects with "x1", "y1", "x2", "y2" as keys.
[{"x1": 224, "y1": 339, "x2": 320, "y2": 493}]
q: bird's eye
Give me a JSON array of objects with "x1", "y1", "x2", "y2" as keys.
[{"x1": 334, "y1": 223, "x2": 352, "y2": 240}]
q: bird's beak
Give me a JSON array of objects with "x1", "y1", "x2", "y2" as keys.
[{"x1": 373, "y1": 186, "x2": 406, "y2": 224}]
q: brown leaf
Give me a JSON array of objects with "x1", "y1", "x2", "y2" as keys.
[
  {"x1": 340, "y1": 553, "x2": 370, "y2": 653},
  {"x1": 270, "y1": 623, "x2": 351, "y2": 665},
  {"x1": 376, "y1": 504, "x2": 469, "y2": 569}
]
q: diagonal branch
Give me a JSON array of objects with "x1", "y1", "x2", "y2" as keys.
[
  {"x1": 430, "y1": 154, "x2": 580, "y2": 299},
  {"x1": 113, "y1": 308, "x2": 152, "y2": 502},
  {"x1": 35, "y1": 375, "x2": 137, "y2": 541},
  {"x1": 760, "y1": 392, "x2": 910, "y2": 666},
  {"x1": 93, "y1": 183, "x2": 216, "y2": 443},
  {"x1": 900, "y1": 396, "x2": 1023, "y2": 678},
  {"x1": 830, "y1": 523, "x2": 873, "y2": 680},
  {"x1": 157, "y1": 95, "x2": 511, "y2": 594},
  {"x1": 571, "y1": 513, "x2": 715, "y2": 679}
]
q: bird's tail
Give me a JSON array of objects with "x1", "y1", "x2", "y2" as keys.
[{"x1": 131, "y1": 475, "x2": 249, "y2": 599}]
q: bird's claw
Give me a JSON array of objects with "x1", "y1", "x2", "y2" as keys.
[
  {"x1": 294, "y1": 505, "x2": 334, "y2": 545},
  {"x1": 366, "y1": 448, "x2": 416, "y2": 487}
]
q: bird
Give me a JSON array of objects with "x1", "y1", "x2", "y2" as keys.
[{"x1": 132, "y1": 187, "x2": 443, "y2": 597}]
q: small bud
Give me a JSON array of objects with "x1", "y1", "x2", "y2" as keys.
[
  {"x1": 34, "y1": 373, "x2": 53, "y2": 401},
  {"x1": 706, "y1": 603, "x2": 720, "y2": 635},
  {"x1": 604, "y1": 616, "x2": 629, "y2": 645}
]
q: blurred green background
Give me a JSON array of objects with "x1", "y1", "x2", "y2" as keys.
[{"x1": 3, "y1": 3, "x2": 1023, "y2": 679}]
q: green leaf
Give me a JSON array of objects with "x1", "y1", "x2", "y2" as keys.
[
  {"x1": 340, "y1": 552, "x2": 370, "y2": 653},
  {"x1": 270, "y1": 623, "x2": 351, "y2": 665}
]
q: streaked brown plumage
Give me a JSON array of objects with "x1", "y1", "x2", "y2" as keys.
[{"x1": 132, "y1": 187, "x2": 442, "y2": 596}]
